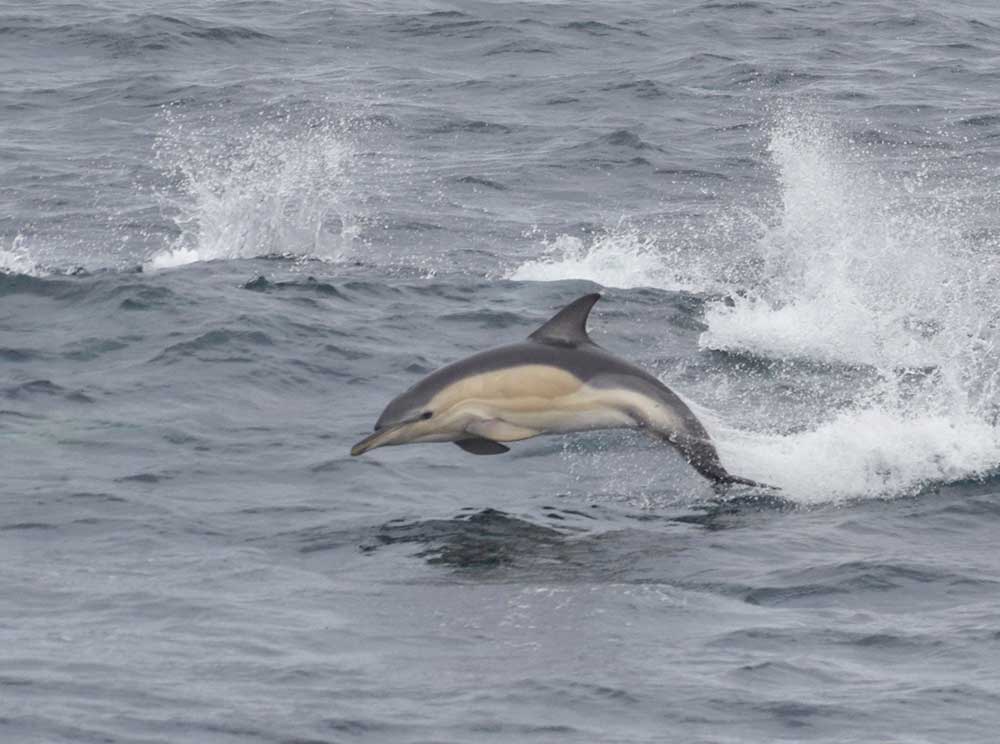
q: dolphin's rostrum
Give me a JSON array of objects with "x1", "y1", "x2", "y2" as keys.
[{"x1": 352, "y1": 293, "x2": 770, "y2": 487}]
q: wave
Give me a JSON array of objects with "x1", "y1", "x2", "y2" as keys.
[
  {"x1": 146, "y1": 110, "x2": 365, "y2": 271},
  {"x1": 510, "y1": 112, "x2": 1000, "y2": 500},
  {"x1": 4, "y1": 12, "x2": 276, "y2": 54},
  {"x1": 704, "y1": 114, "x2": 1000, "y2": 499},
  {"x1": 715, "y1": 408, "x2": 1000, "y2": 503}
]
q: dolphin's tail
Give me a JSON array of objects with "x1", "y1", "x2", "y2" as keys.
[
  {"x1": 715, "y1": 473, "x2": 781, "y2": 490},
  {"x1": 666, "y1": 432, "x2": 780, "y2": 491}
]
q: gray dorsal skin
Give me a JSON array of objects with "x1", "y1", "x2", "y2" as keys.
[{"x1": 352, "y1": 293, "x2": 773, "y2": 489}]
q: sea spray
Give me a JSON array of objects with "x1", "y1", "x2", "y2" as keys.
[
  {"x1": 508, "y1": 224, "x2": 714, "y2": 292},
  {"x1": 147, "y1": 108, "x2": 363, "y2": 270},
  {"x1": 0, "y1": 234, "x2": 41, "y2": 276},
  {"x1": 512, "y1": 113, "x2": 1000, "y2": 501},
  {"x1": 704, "y1": 114, "x2": 1000, "y2": 499}
]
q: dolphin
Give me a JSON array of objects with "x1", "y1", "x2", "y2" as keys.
[{"x1": 351, "y1": 293, "x2": 770, "y2": 487}]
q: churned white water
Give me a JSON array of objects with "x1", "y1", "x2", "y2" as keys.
[{"x1": 508, "y1": 114, "x2": 1000, "y2": 501}]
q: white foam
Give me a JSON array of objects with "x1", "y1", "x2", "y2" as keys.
[
  {"x1": 698, "y1": 113, "x2": 1000, "y2": 499},
  {"x1": 697, "y1": 115, "x2": 991, "y2": 371},
  {"x1": 0, "y1": 234, "x2": 43, "y2": 276},
  {"x1": 146, "y1": 112, "x2": 360, "y2": 271},
  {"x1": 715, "y1": 408, "x2": 1000, "y2": 502},
  {"x1": 510, "y1": 112, "x2": 1000, "y2": 500},
  {"x1": 701, "y1": 289, "x2": 933, "y2": 369},
  {"x1": 507, "y1": 228, "x2": 710, "y2": 292}
]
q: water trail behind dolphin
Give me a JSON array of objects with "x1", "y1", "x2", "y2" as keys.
[
  {"x1": 510, "y1": 112, "x2": 1000, "y2": 502},
  {"x1": 708, "y1": 114, "x2": 1000, "y2": 501}
]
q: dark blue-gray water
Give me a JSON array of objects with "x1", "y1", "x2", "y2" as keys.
[{"x1": 5, "y1": 1, "x2": 1000, "y2": 741}]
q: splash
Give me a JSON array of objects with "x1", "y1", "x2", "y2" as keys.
[
  {"x1": 146, "y1": 110, "x2": 361, "y2": 270},
  {"x1": 716, "y1": 408, "x2": 1000, "y2": 503},
  {"x1": 507, "y1": 226, "x2": 712, "y2": 292},
  {"x1": 700, "y1": 116, "x2": 993, "y2": 370},
  {"x1": 0, "y1": 234, "x2": 42, "y2": 276},
  {"x1": 701, "y1": 114, "x2": 1000, "y2": 499},
  {"x1": 510, "y1": 113, "x2": 1000, "y2": 500}
]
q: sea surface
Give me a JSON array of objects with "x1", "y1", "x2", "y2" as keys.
[{"x1": 5, "y1": 1, "x2": 1000, "y2": 742}]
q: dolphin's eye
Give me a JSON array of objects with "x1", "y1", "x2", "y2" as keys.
[{"x1": 421, "y1": 411, "x2": 433, "y2": 420}]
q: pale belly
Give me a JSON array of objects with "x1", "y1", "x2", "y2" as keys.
[{"x1": 455, "y1": 385, "x2": 682, "y2": 442}]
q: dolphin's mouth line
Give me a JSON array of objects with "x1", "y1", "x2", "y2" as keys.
[
  {"x1": 350, "y1": 415, "x2": 424, "y2": 456},
  {"x1": 351, "y1": 427, "x2": 396, "y2": 457},
  {"x1": 350, "y1": 426, "x2": 399, "y2": 456}
]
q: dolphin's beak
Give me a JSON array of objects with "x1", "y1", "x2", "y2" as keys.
[
  {"x1": 350, "y1": 422, "x2": 411, "y2": 456},
  {"x1": 351, "y1": 428, "x2": 391, "y2": 456}
]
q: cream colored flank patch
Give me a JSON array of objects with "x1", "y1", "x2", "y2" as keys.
[
  {"x1": 427, "y1": 364, "x2": 684, "y2": 442},
  {"x1": 428, "y1": 364, "x2": 584, "y2": 412}
]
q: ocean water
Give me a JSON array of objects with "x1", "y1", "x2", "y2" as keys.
[{"x1": 5, "y1": 1, "x2": 1000, "y2": 741}]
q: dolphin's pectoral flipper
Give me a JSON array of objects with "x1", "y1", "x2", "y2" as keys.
[
  {"x1": 466, "y1": 419, "x2": 538, "y2": 442},
  {"x1": 455, "y1": 438, "x2": 510, "y2": 455},
  {"x1": 454, "y1": 416, "x2": 536, "y2": 454}
]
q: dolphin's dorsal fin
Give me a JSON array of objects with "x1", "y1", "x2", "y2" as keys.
[{"x1": 528, "y1": 293, "x2": 601, "y2": 347}]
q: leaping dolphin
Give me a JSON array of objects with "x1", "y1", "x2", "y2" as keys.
[{"x1": 351, "y1": 293, "x2": 769, "y2": 487}]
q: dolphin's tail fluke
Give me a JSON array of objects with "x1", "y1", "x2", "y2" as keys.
[
  {"x1": 666, "y1": 432, "x2": 780, "y2": 491},
  {"x1": 715, "y1": 473, "x2": 781, "y2": 490}
]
